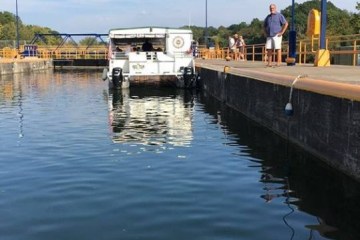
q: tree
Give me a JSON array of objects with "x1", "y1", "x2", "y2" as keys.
[
  {"x1": 0, "y1": 12, "x2": 18, "y2": 40},
  {"x1": 228, "y1": 22, "x2": 247, "y2": 35},
  {"x1": 350, "y1": 2, "x2": 360, "y2": 33},
  {"x1": 0, "y1": 11, "x2": 17, "y2": 25},
  {"x1": 281, "y1": 0, "x2": 355, "y2": 39},
  {"x1": 181, "y1": 25, "x2": 204, "y2": 44},
  {"x1": 327, "y1": 2, "x2": 355, "y2": 36},
  {"x1": 282, "y1": 1, "x2": 319, "y2": 39},
  {"x1": 1, "y1": 22, "x2": 16, "y2": 40},
  {"x1": 0, "y1": 11, "x2": 60, "y2": 44},
  {"x1": 79, "y1": 37, "x2": 101, "y2": 46},
  {"x1": 240, "y1": 18, "x2": 266, "y2": 45},
  {"x1": 1, "y1": 1, "x2": 358, "y2": 48},
  {"x1": 219, "y1": 26, "x2": 231, "y2": 46}
]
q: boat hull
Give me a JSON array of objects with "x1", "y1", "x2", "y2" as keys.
[{"x1": 108, "y1": 74, "x2": 197, "y2": 89}]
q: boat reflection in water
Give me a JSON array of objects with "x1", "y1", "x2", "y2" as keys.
[{"x1": 108, "y1": 87, "x2": 195, "y2": 150}]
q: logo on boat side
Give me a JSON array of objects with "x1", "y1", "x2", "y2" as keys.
[
  {"x1": 132, "y1": 64, "x2": 145, "y2": 70},
  {"x1": 173, "y1": 36, "x2": 184, "y2": 49}
]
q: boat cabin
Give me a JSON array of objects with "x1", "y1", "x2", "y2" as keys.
[{"x1": 104, "y1": 27, "x2": 197, "y2": 89}]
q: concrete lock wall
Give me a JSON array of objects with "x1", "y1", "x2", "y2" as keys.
[
  {"x1": 0, "y1": 59, "x2": 53, "y2": 75},
  {"x1": 197, "y1": 67, "x2": 360, "y2": 182}
]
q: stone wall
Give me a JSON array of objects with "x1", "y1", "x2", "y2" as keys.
[
  {"x1": 0, "y1": 58, "x2": 53, "y2": 75},
  {"x1": 197, "y1": 67, "x2": 360, "y2": 182}
]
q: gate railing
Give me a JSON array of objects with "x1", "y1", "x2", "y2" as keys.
[{"x1": 1, "y1": 34, "x2": 359, "y2": 66}]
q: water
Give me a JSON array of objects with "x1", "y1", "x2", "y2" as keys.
[{"x1": 0, "y1": 69, "x2": 360, "y2": 240}]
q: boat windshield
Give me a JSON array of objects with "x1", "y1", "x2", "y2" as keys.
[
  {"x1": 112, "y1": 37, "x2": 166, "y2": 52},
  {"x1": 111, "y1": 31, "x2": 166, "y2": 51}
]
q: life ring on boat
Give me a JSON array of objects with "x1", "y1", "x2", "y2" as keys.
[{"x1": 173, "y1": 36, "x2": 184, "y2": 49}]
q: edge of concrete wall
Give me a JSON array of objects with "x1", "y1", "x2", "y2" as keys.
[
  {"x1": 197, "y1": 66, "x2": 360, "y2": 182},
  {"x1": 0, "y1": 58, "x2": 53, "y2": 75}
]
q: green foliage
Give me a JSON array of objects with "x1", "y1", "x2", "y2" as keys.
[
  {"x1": 216, "y1": 26, "x2": 231, "y2": 47},
  {"x1": 180, "y1": 25, "x2": 204, "y2": 44},
  {"x1": 1, "y1": 22, "x2": 16, "y2": 40},
  {"x1": 241, "y1": 18, "x2": 266, "y2": 45},
  {"x1": 350, "y1": 2, "x2": 360, "y2": 33},
  {"x1": 282, "y1": 1, "x2": 318, "y2": 39},
  {"x1": 0, "y1": 11, "x2": 60, "y2": 43},
  {"x1": 79, "y1": 37, "x2": 104, "y2": 46},
  {"x1": 0, "y1": 12, "x2": 17, "y2": 40},
  {"x1": 0, "y1": 11, "x2": 19, "y2": 26},
  {"x1": 192, "y1": 0, "x2": 358, "y2": 47}
]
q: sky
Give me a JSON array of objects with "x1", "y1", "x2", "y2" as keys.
[{"x1": 1, "y1": 0, "x2": 357, "y2": 34}]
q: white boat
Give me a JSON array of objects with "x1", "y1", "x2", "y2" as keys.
[{"x1": 102, "y1": 27, "x2": 199, "y2": 89}]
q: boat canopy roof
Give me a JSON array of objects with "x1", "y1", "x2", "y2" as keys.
[{"x1": 108, "y1": 27, "x2": 192, "y2": 39}]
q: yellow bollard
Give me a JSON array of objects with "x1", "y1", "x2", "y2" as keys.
[{"x1": 314, "y1": 49, "x2": 330, "y2": 67}]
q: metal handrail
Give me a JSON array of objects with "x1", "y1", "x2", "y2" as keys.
[
  {"x1": 197, "y1": 34, "x2": 360, "y2": 66},
  {"x1": 1, "y1": 34, "x2": 359, "y2": 65}
]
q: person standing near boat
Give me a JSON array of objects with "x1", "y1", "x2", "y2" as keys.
[
  {"x1": 237, "y1": 35, "x2": 246, "y2": 61},
  {"x1": 228, "y1": 35, "x2": 236, "y2": 59},
  {"x1": 263, "y1": 3, "x2": 288, "y2": 67}
]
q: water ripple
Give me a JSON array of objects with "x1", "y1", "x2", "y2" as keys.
[{"x1": 0, "y1": 71, "x2": 358, "y2": 240}]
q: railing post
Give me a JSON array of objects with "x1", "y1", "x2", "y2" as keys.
[
  {"x1": 252, "y1": 46, "x2": 254, "y2": 62},
  {"x1": 326, "y1": 38, "x2": 328, "y2": 50},
  {"x1": 298, "y1": 41, "x2": 302, "y2": 64},
  {"x1": 353, "y1": 40, "x2": 357, "y2": 66}
]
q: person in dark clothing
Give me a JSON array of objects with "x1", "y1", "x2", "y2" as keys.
[{"x1": 142, "y1": 39, "x2": 153, "y2": 51}]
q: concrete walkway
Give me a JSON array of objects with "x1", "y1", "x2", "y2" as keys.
[
  {"x1": 195, "y1": 59, "x2": 360, "y2": 101},
  {"x1": 195, "y1": 59, "x2": 360, "y2": 85}
]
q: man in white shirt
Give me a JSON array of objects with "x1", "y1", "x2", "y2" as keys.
[{"x1": 228, "y1": 35, "x2": 236, "y2": 59}]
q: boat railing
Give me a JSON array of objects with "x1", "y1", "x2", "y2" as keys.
[
  {"x1": 128, "y1": 51, "x2": 179, "y2": 62},
  {"x1": 112, "y1": 52, "x2": 129, "y2": 60},
  {"x1": 173, "y1": 51, "x2": 192, "y2": 58}
]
